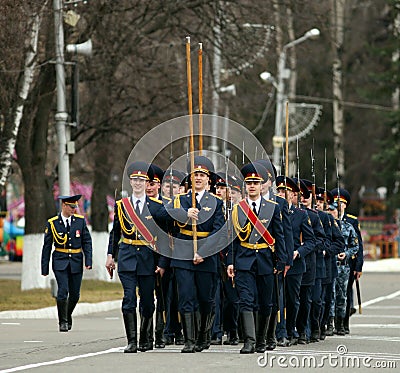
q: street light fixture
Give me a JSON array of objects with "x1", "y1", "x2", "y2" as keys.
[{"x1": 272, "y1": 28, "x2": 320, "y2": 167}]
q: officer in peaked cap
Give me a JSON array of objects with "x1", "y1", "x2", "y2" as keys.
[
  {"x1": 275, "y1": 176, "x2": 315, "y2": 346},
  {"x1": 229, "y1": 175, "x2": 243, "y2": 204},
  {"x1": 166, "y1": 155, "x2": 226, "y2": 353},
  {"x1": 255, "y1": 163, "x2": 294, "y2": 351},
  {"x1": 106, "y1": 161, "x2": 171, "y2": 353},
  {"x1": 315, "y1": 187, "x2": 345, "y2": 339},
  {"x1": 330, "y1": 187, "x2": 364, "y2": 334},
  {"x1": 41, "y1": 194, "x2": 92, "y2": 332},
  {"x1": 294, "y1": 178, "x2": 327, "y2": 344},
  {"x1": 162, "y1": 169, "x2": 184, "y2": 198},
  {"x1": 227, "y1": 163, "x2": 286, "y2": 354}
]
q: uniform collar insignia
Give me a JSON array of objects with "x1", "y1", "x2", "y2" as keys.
[{"x1": 145, "y1": 215, "x2": 152, "y2": 220}]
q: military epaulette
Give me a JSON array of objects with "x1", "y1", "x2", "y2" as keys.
[
  {"x1": 266, "y1": 199, "x2": 278, "y2": 205},
  {"x1": 48, "y1": 216, "x2": 58, "y2": 223},
  {"x1": 347, "y1": 214, "x2": 358, "y2": 219},
  {"x1": 149, "y1": 197, "x2": 163, "y2": 204},
  {"x1": 74, "y1": 214, "x2": 84, "y2": 218},
  {"x1": 162, "y1": 196, "x2": 172, "y2": 202},
  {"x1": 210, "y1": 193, "x2": 223, "y2": 200}
]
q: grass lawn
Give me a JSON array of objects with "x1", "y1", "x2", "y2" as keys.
[{"x1": 0, "y1": 279, "x2": 123, "y2": 311}]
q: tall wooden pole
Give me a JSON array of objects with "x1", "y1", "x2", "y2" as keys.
[
  {"x1": 198, "y1": 43, "x2": 203, "y2": 155},
  {"x1": 186, "y1": 36, "x2": 198, "y2": 254}
]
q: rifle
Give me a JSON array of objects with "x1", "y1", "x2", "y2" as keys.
[
  {"x1": 323, "y1": 148, "x2": 328, "y2": 210},
  {"x1": 310, "y1": 139, "x2": 316, "y2": 209},
  {"x1": 335, "y1": 158, "x2": 342, "y2": 220},
  {"x1": 296, "y1": 137, "x2": 301, "y2": 207}
]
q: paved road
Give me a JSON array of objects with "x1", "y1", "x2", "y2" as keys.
[{"x1": 1, "y1": 272, "x2": 400, "y2": 372}]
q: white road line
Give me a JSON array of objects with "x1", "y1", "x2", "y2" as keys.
[
  {"x1": 23, "y1": 341, "x2": 43, "y2": 343},
  {"x1": 363, "y1": 290, "x2": 400, "y2": 308},
  {"x1": 0, "y1": 347, "x2": 122, "y2": 373},
  {"x1": 351, "y1": 324, "x2": 400, "y2": 328},
  {"x1": 1, "y1": 322, "x2": 20, "y2": 325},
  {"x1": 353, "y1": 315, "x2": 400, "y2": 318}
]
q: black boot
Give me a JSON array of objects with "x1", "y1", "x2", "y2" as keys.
[
  {"x1": 139, "y1": 316, "x2": 153, "y2": 352},
  {"x1": 265, "y1": 313, "x2": 277, "y2": 350},
  {"x1": 195, "y1": 312, "x2": 213, "y2": 352},
  {"x1": 240, "y1": 312, "x2": 255, "y2": 354},
  {"x1": 336, "y1": 316, "x2": 345, "y2": 336},
  {"x1": 310, "y1": 329, "x2": 320, "y2": 342},
  {"x1": 343, "y1": 315, "x2": 350, "y2": 334},
  {"x1": 326, "y1": 316, "x2": 334, "y2": 336},
  {"x1": 320, "y1": 324, "x2": 326, "y2": 340},
  {"x1": 297, "y1": 332, "x2": 307, "y2": 344},
  {"x1": 223, "y1": 330, "x2": 239, "y2": 345},
  {"x1": 57, "y1": 299, "x2": 68, "y2": 332},
  {"x1": 154, "y1": 311, "x2": 166, "y2": 348},
  {"x1": 255, "y1": 313, "x2": 270, "y2": 353},
  {"x1": 67, "y1": 297, "x2": 79, "y2": 331},
  {"x1": 181, "y1": 312, "x2": 196, "y2": 353},
  {"x1": 123, "y1": 312, "x2": 138, "y2": 353}
]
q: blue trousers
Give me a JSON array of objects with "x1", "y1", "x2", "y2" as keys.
[
  {"x1": 285, "y1": 273, "x2": 302, "y2": 338},
  {"x1": 119, "y1": 271, "x2": 155, "y2": 317},
  {"x1": 235, "y1": 269, "x2": 274, "y2": 316},
  {"x1": 54, "y1": 264, "x2": 82, "y2": 302},
  {"x1": 175, "y1": 268, "x2": 217, "y2": 314}
]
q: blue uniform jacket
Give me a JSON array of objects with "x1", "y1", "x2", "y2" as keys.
[
  {"x1": 275, "y1": 194, "x2": 294, "y2": 266},
  {"x1": 301, "y1": 207, "x2": 326, "y2": 285},
  {"x1": 227, "y1": 197, "x2": 286, "y2": 274},
  {"x1": 343, "y1": 212, "x2": 364, "y2": 272},
  {"x1": 41, "y1": 213, "x2": 92, "y2": 276},
  {"x1": 286, "y1": 205, "x2": 315, "y2": 276},
  {"x1": 108, "y1": 196, "x2": 170, "y2": 275},
  {"x1": 167, "y1": 191, "x2": 226, "y2": 273}
]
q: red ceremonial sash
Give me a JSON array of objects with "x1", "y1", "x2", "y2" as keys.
[
  {"x1": 238, "y1": 200, "x2": 275, "y2": 247},
  {"x1": 121, "y1": 198, "x2": 158, "y2": 251}
]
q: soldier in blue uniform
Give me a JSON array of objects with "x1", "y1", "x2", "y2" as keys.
[
  {"x1": 41, "y1": 194, "x2": 92, "y2": 332},
  {"x1": 255, "y1": 160, "x2": 293, "y2": 350},
  {"x1": 331, "y1": 188, "x2": 363, "y2": 334},
  {"x1": 315, "y1": 188, "x2": 344, "y2": 340},
  {"x1": 167, "y1": 156, "x2": 226, "y2": 353},
  {"x1": 105, "y1": 161, "x2": 170, "y2": 353},
  {"x1": 227, "y1": 163, "x2": 286, "y2": 354},
  {"x1": 298, "y1": 179, "x2": 327, "y2": 344},
  {"x1": 276, "y1": 176, "x2": 315, "y2": 346}
]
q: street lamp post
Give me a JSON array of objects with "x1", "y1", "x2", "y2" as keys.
[{"x1": 272, "y1": 28, "x2": 320, "y2": 167}]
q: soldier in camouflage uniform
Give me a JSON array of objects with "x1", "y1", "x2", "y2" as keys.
[{"x1": 333, "y1": 204, "x2": 359, "y2": 336}]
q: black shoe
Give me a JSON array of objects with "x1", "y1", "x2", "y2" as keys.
[
  {"x1": 210, "y1": 337, "x2": 222, "y2": 345},
  {"x1": 59, "y1": 322, "x2": 68, "y2": 332},
  {"x1": 266, "y1": 339, "x2": 276, "y2": 350},
  {"x1": 155, "y1": 338, "x2": 166, "y2": 348},
  {"x1": 297, "y1": 333, "x2": 307, "y2": 344},
  {"x1": 174, "y1": 334, "x2": 184, "y2": 345},
  {"x1": 310, "y1": 330, "x2": 320, "y2": 343},
  {"x1": 164, "y1": 335, "x2": 174, "y2": 345},
  {"x1": 124, "y1": 343, "x2": 138, "y2": 353},
  {"x1": 350, "y1": 307, "x2": 356, "y2": 316},
  {"x1": 277, "y1": 337, "x2": 289, "y2": 347},
  {"x1": 287, "y1": 336, "x2": 298, "y2": 346}
]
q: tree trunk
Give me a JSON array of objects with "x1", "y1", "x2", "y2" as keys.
[{"x1": 331, "y1": 0, "x2": 346, "y2": 184}]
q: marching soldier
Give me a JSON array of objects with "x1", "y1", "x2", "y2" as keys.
[
  {"x1": 41, "y1": 194, "x2": 92, "y2": 332},
  {"x1": 298, "y1": 179, "x2": 327, "y2": 343},
  {"x1": 167, "y1": 155, "x2": 226, "y2": 353},
  {"x1": 276, "y1": 176, "x2": 315, "y2": 346},
  {"x1": 105, "y1": 161, "x2": 170, "y2": 353},
  {"x1": 315, "y1": 188, "x2": 345, "y2": 339},
  {"x1": 227, "y1": 163, "x2": 286, "y2": 354},
  {"x1": 255, "y1": 159, "x2": 293, "y2": 350},
  {"x1": 331, "y1": 188, "x2": 362, "y2": 334}
]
